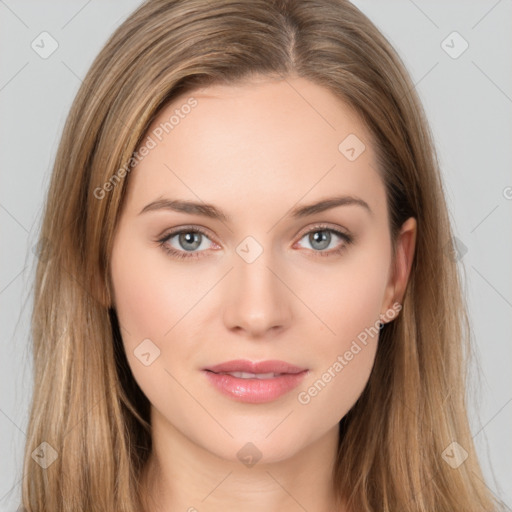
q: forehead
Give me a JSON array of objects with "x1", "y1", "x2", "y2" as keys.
[{"x1": 124, "y1": 77, "x2": 386, "y2": 222}]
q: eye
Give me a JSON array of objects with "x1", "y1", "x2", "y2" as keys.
[
  {"x1": 157, "y1": 224, "x2": 354, "y2": 260},
  {"x1": 295, "y1": 225, "x2": 353, "y2": 257},
  {"x1": 157, "y1": 227, "x2": 217, "y2": 260}
]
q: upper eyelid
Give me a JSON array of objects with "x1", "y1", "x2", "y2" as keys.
[{"x1": 295, "y1": 223, "x2": 351, "y2": 238}]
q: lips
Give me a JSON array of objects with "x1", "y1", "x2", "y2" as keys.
[
  {"x1": 204, "y1": 359, "x2": 307, "y2": 375},
  {"x1": 202, "y1": 359, "x2": 309, "y2": 403}
]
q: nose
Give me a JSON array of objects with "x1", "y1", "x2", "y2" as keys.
[{"x1": 222, "y1": 250, "x2": 293, "y2": 338}]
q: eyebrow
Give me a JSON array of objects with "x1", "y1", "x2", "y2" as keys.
[{"x1": 138, "y1": 195, "x2": 372, "y2": 222}]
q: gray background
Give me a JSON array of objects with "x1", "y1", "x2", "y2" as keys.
[{"x1": 1, "y1": 0, "x2": 511, "y2": 509}]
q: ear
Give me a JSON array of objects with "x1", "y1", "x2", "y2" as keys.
[{"x1": 380, "y1": 217, "x2": 417, "y2": 319}]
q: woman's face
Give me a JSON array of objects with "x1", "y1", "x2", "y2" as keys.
[{"x1": 110, "y1": 76, "x2": 415, "y2": 464}]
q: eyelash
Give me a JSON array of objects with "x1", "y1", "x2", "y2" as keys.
[{"x1": 156, "y1": 224, "x2": 354, "y2": 260}]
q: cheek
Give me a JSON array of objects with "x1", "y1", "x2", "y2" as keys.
[
  {"x1": 295, "y1": 240, "x2": 390, "y2": 417},
  {"x1": 110, "y1": 236, "x2": 195, "y2": 403},
  {"x1": 110, "y1": 235, "x2": 195, "y2": 346},
  {"x1": 311, "y1": 247, "x2": 391, "y2": 345},
  {"x1": 110, "y1": 233, "x2": 219, "y2": 387},
  {"x1": 297, "y1": 274, "x2": 384, "y2": 425}
]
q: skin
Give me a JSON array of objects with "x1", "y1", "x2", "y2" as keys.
[{"x1": 110, "y1": 75, "x2": 416, "y2": 512}]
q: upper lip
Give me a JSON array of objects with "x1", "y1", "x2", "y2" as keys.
[{"x1": 204, "y1": 359, "x2": 307, "y2": 374}]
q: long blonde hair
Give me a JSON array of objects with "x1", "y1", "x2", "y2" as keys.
[{"x1": 21, "y1": 0, "x2": 503, "y2": 510}]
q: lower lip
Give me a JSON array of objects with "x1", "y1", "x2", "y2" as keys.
[{"x1": 203, "y1": 370, "x2": 309, "y2": 403}]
